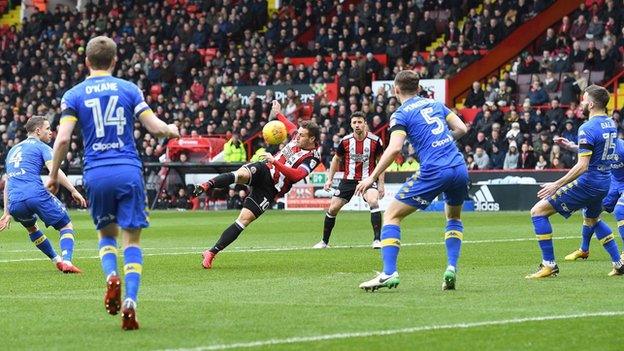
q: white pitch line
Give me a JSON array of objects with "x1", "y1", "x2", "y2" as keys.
[
  {"x1": 161, "y1": 311, "x2": 624, "y2": 351},
  {"x1": 0, "y1": 236, "x2": 581, "y2": 264}
]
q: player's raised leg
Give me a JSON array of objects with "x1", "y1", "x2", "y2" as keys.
[
  {"x1": 314, "y1": 196, "x2": 347, "y2": 248},
  {"x1": 526, "y1": 200, "x2": 559, "y2": 278},
  {"x1": 359, "y1": 200, "x2": 415, "y2": 291},
  {"x1": 195, "y1": 167, "x2": 250, "y2": 195}
]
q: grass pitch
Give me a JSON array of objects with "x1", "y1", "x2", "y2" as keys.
[{"x1": 1, "y1": 210, "x2": 623, "y2": 350}]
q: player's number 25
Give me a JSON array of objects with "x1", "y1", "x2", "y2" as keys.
[
  {"x1": 421, "y1": 107, "x2": 444, "y2": 135},
  {"x1": 84, "y1": 96, "x2": 126, "y2": 138}
]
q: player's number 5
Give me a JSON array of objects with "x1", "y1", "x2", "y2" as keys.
[{"x1": 421, "y1": 107, "x2": 444, "y2": 135}]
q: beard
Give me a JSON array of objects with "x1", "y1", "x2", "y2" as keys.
[{"x1": 582, "y1": 104, "x2": 590, "y2": 117}]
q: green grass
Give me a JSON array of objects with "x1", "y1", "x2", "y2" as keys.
[{"x1": 1, "y1": 210, "x2": 624, "y2": 350}]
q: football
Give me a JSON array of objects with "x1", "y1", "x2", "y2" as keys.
[{"x1": 262, "y1": 120, "x2": 288, "y2": 145}]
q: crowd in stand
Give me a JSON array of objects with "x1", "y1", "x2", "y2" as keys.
[{"x1": 1, "y1": 0, "x2": 624, "y2": 207}]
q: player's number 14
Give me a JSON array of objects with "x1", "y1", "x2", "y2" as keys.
[{"x1": 84, "y1": 96, "x2": 126, "y2": 138}]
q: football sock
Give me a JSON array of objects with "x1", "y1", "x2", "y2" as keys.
[
  {"x1": 59, "y1": 228, "x2": 75, "y2": 262},
  {"x1": 445, "y1": 219, "x2": 463, "y2": 269},
  {"x1": 380, "y1": 224, "x2": 401, "y2": 276},
  {"x1": 98, "y1": 236, "x2": 118, "y2": 277},
  {"x1": 322, "y1": 212, "x2": 336, "y2": 244},
  {"x1": 532, "y1": 216, "x2": 555, "y2": 262},
  {"x1": 209, "y1": 220, "x2": 245, "y2": 254},
  {"x1": 370, "y1": 209, "x2": 382, "y2": 241},
  {"x1": 594, "y1": 220, "x2": 621, "y2": 263},
  {"x1": 208, "y1": 172, "x2": 236, "y2": 189},
  {"x1": 29, "y1": 231, "x2": 58, "y2": 260},
  {"x1": 580, "y1": 224, "x2": 594, "y2": 252},
  {"x1": 123, "y1": 246, "x2": 143, "y2": 303},
  {"x1": 614, "y1": 205, "x2": 624, "y2": 244}
]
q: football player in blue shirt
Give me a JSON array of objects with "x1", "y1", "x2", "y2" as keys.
[
  {"x1": 48, "y1": 36, "x2": 179, "y2": 330},
  {"x1": 0, "y1": 116, "x2": 86, "y2": 273},
  {"x1": 527, "y1": 85, "x2": 624, "y2": 278},
  {"x1": 355, "y1": 70, "x2": 469, "y2": 291},
  {"x1": 560, "y1": 138, "x2": 624, "y2": 262}
]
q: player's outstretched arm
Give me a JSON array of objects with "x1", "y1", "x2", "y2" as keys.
[
  {"x1": 138, "y1": 111, "x2": 180, "y2": 139},
  {"x1": 538, "y1": 155, "x2": 590, "y2": 199},
  {"x1": 48, "y1": 119, "x2": 76, "y2": 194},
  {"x1": 553, "y1": 137, "x2": 579, "y2": 152},
  {"x1": 446, "y1": 112, "x2": 468, "y2": 140},
  {"x1": 270, "y1": 100, "x2": 297, "y2": 135},
  {"x1": 355, "y1": 131, "x2": 406, "y2": 195},
  {"x1": 0, "y1": 179, "x2": 11, "y2": 231}
]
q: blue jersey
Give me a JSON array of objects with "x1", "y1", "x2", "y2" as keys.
[
  {"x1": 5, "y1": 138, "x2": 52, "y2": 203},
  {"x1": 611, "y1": 139, "x2": 624, "y2": 183},
  {"x1": 577, "y1": 115, "x2": 617, "y2": 189},
  {"x1": 389, "y1": 96, "x2": 465, "y2": 174},
  {"x1": 60, "y1": 74, "x2": 150, "y2": 170}
]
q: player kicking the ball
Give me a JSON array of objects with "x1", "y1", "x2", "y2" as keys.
[
  {"x1": 195, "y1": 100, "x2": 321, "y2": 268},
  {"x1": 0, "y1": 116, "x2": 86, "y2": 273},
  {"x1": 313, "y1": 111, "x2": 385, "y2": 249}
]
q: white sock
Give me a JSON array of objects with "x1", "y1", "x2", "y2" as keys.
[
  {"x1": 542, "y1": 260, "x2": 556, "y2": 268},
  {"x1": 447, "y1": 265, "x2": 456, "y2": 272}
]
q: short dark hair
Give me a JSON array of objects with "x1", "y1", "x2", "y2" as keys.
[
  {"x1": 300, "y1": 120, "x2": 320, "y2": 143},
  {"x1": 350, "y1": 111, "x2": 365, "y2": 120},
  {"x1": 86, "y1": 36, "x2": 117, "y2": 70},
  {"x1": 25, "y1": 116, "x2": 48, "y2": 133},
  {"x1": 585, "y1": 84, "x2": 610, "y2": 110},
  {"x1": 394, "y1": 70, "x2": 420, "y2": 95}
]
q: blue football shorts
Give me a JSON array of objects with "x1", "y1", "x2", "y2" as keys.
[
  {"x1": 9, "y1": 193, "x2": 71, "y2": 230},
  {"x1": 395, "y1": 164, "x2": 469, "y2": 210}
]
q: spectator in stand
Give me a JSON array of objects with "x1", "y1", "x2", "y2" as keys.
[
  {"x1": 223, "y1": 133, "x2": 246, "y2": 163},
  {"x1": 226, "y1": 188, "x2": 243, "y2": 210},
  {"x1": 560, "y1": 73, "x2": 582, "y2": 104},
  {"x1": 570, "y1": 14, "x2": 589, "y2": 40},
  {"x1": 562, "y1": 120, "x2": 578, "y2": 143},
  {"x1": 174, "y1": 188, "x2": 191, "y2": 210},
  {"x1": 545, "y1": 99, "x2": 565, "y2": 127},
  {"x1": 536, "y1": 154, "x2": 549, "y2": 169},
  {"x1": 586, "y1": 15, "x2": 604, "y2": 39},
  {"x1": 155, "y1": 189, "x2": 172, "y2": 210},
  {"x1": 489, "y1": 144, "x2": 506, "y2": 169},
  {"x1": 503, "y1": 141, "x2": 520, "y2": 170},
  {"x1": 517, "y1": 142, "x2": 537, "y2": 169},
  {"x1": 519, "y1": 53, "x2": 540, "y2": 74},
  {"x1": 473, "y1": 146, "x2": 490, "y2": 170},
  {"x1": 527, "y1": 81, "x2": 550, "y2": 106}
]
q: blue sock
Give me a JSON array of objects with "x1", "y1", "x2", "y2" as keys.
[
  {"x1": 98, "y1": 237, "x2": 118, "y2": 278},
  {"x1": 123, "y1": 246, "x2": 143, "y2": 302},
  {"x1": 614, "y1": 205, "x2": 624, "y2": 245},
  {"x1": 380, "y1": 224, "x2": 401, "y2": 275},
  {"x1": 532, "y1": 216, "x2": 555, "y2": 262},
  {"x1": 580, "y1": 224, "x2": 594, "y2": 252},
  {"x1": 445, "y1": 219, "x2": 463, "y2": 269},
  {"x1": 29, "y1": 231, "x2": 58, "y2": 260},
  {"x1": 59, "y1": 228, "x2": 75, "y2": 262},
  {"x1": 594, "y1": 220, "x2": 621, "y2": 262}
]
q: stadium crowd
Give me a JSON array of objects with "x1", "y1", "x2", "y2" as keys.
[{"x1": 0, "y1": 0, "x2": 623, "y2": 208}]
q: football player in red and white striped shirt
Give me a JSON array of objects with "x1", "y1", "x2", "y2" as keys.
[
  {"x1": 313, "y1": 111, "x2": 385, "y2": 249},
  {"x1": 194, "y1": 101, "x2": 321, "y2": 268}
]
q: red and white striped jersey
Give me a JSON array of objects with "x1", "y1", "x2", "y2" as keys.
[
  {"x1": 337, "y1": 132, "x2": 383, "y2": 180},
  {"x1": 269, "y1": 137, "x2": 321, "y2": 197}
]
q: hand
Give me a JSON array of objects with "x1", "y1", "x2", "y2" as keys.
[
  {"x1": 355, "y1": 176, "x2": 375, "y2": 196},
  {"x1": 0, "y1": 213, "x2": 11, "y2": 231},
  {"x1": 323, "y1": 179, "x2": 333, "y2": 191},
  {"x1": 271, "y1": 100, "x2": 282, "y2": 118},
  {"x1": 167, "y1": 124, "x2": 180, "y2": 138},
  {"x1": 378, "y1": 184, "x2": 385, "y2": 199},
  {"x1": 553, "y1": 137, "x2": 573, "y2": 150},
  {"x1": 263, "y1": 152, "x2": 275, "y2": 163},
  {"x1": 537, "y1": 182, "x2": 560, "y2": 199},
  {"x1": 46, "y1": 176, "x2": 59, "y2": 195},
  {"x1": 71, "y1": 190, "x2": 87, "y2": 208}
]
